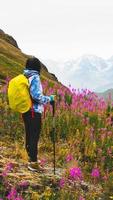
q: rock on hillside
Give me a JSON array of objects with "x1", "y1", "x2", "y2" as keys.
[
  {"x1": 0, "y1": 29, "x2": 4, "y2": 34},
  {"x1": 0, "y1": 29, "x2": 19, "y2": 49}
]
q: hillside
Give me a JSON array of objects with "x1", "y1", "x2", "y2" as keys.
[{"x1": 0, "y1": 29, "x2": 58, "y2": 84}]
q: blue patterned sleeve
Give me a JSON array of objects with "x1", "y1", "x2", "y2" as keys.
[{"x1": 30, "y1": 75, "x2": 51, "y2": 104}]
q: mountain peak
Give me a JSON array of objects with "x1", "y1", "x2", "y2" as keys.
[
  {"x1": 76, "y1": 54, "x2": 107, "y2": 72},
  {"x1": 44, "y1": 55, "x2": 113, "y2": 92}
]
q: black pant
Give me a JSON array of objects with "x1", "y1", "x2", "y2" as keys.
[{"x1": 22, "y1": 110, "x2": 41, "y2": 162}]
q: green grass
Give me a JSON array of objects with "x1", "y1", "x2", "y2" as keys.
[
  {"x1": 0, "y1": 37, "x2": 58, "y2": 84},
  {"x1": 0, "y1": 53, "x2": 23, "y2": 78}
]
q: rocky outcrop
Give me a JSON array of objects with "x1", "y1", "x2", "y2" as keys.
[
  {"x1": 50, "y1": 73, "x2": 58, "y2": 81},
  {"x1": 0, "y1": 29, "x2": 4, "y2": 34},
  {"x1": 0, "y1": 29, "x2": 19, "y2": 49},
  {"x1": 41, "y1": 63, "x2": 58, "y2": 81}
]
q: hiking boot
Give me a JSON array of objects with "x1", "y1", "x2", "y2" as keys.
[{"x1": 28, "y1": 162, "x2": 45, "y2": 172}]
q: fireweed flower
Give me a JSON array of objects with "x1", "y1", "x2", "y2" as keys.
[
  {"x1": 39, "y1": 158, "x2": 47, "y2": 166},
  {"x1": 15, "y1": 197, "x2": 24, "y2": 200},
  {"x1": 91, "y1": 168, "x2": 100, "y2": 178},
  {"x1": 2, "y1": 170, "x2": 7, "y2": 177},
  {"x1": 79, "y1": 196, "x2": 85, "y2": 200},
  {"x1": 6, "y1": 163, "x2": 13, "y2": 171},
  {"x1": 7, "y1": 187, "x2": 17, "y2": 200},
  {"x1": 102, "y1": 175, "x2": 108, "y2": 181},
  {"x1": 59, "y1": 178, "x2": 65, "y2": 188},
  {"x1": 66, "y1": 154, "x2": 73, "y2": 162},
  {"x1": 2, "y1": 163, "x2": 13, "y2": 177},
  {"x1": 19, "y1": 181, "x2": 29, "y2": 188},
  {"x1": 69, "y1": 167, "x2": 82, "y2": 180}
]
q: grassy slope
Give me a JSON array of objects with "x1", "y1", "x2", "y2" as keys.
[
  {"x1": 0, "y1": 39, "x2": 26, "y2": 80},
  {"x1": 0, "y1": 37, "x2": 58, "y2": 84}
]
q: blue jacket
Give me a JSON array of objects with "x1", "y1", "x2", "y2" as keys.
[{"x1": 23, "y1": 69, "x2": 51, "y2": 113}]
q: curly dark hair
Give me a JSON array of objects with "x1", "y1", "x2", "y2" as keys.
[{"x1": 25, "y1": 57, "x2": 41, "y2": 74}]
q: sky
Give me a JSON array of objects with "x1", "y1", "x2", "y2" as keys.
[{"x1": 1, "y1": 0, "x2": 113, "y2": 62}]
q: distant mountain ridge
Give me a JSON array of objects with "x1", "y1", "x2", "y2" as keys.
[
  {"x1": 96, "y1": 88, "x2": 113, "y2": 100},
  {"x1": 43, "y1": 55, "x2": 113, "y2": 93}
]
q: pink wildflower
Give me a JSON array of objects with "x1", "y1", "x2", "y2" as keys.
[
  {"x1": 2, "y1": 163, "x2": 13, "y2": 177},
  {"x1": 6, "y1": 163, "x2": 13, "y2": 171},
  {"x1": 7, "y1": 188, "x2": 17, "y2": 200},
  {"x1": 91, "y1": 168, "x2": 100, "y2": 178},
  {"x1": 102, "y1": 175, "x2": 108, "y2": 181},
  {"x1": 59, "y1": 178, "x2": 65, "y2": 188},
  {"x1": 79, "y1": 196, "x2": 85, "y2": 200},
  {"x1": 66, "y1": 154, "x2": 73, "y2": 162},
  {"x1": 2, "y1": 170, "x2": 7, "y2": 177},
  {"x1": 38, "y1": 158, "x2": 47, "y2": 167},
  {"x1": 19, "y1": 181, "x2": 29, "y2": 188},
  {"x1": 69, "y1": 167, "x2": 82, "y2": 180},
  {"x1": 15, "y1": 197, "x2": 24, "y2": 200}
]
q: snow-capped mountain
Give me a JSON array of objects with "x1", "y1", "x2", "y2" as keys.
[{"x1": 42, "y1": 55, "x2": 113, "y2": 92}]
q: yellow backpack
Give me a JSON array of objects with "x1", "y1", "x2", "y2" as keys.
[{"x1": 8, "y1": 74, "x2": 32, "y2": 113}]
